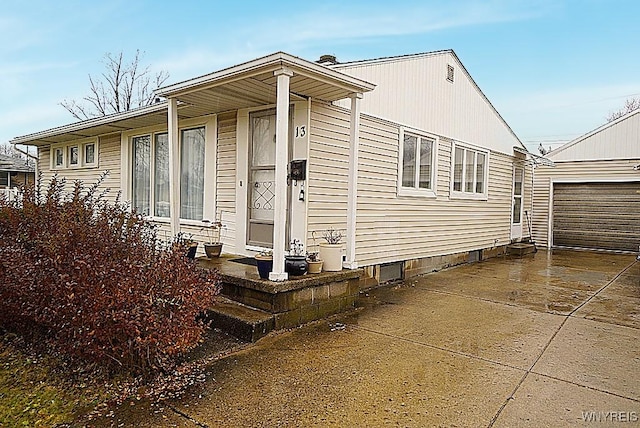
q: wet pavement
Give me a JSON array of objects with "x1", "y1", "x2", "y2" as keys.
[{"x1": 93, "y1": 249, "x2": 640, "y2": 427}]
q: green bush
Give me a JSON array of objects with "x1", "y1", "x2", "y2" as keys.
[{"x1": 0, "y1": 175, "x2": 219, "y2": 375}]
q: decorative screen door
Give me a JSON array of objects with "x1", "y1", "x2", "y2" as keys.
[
  {"x1": 511, "y1": 167, "x2": 524, "y2": 240},
  {"x1": 247, "y1": 109, "x2": 277, "y2": 247}
]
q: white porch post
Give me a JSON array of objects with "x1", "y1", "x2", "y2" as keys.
[
  {"x1": 345, "y1": 93, "x2": 363, "y2": 269},
  {"x1": 269, "y1": 68, "x2": 293, "y2": 281},
  {"x1": 168, "y1": 98, "x2": 181, "y2": 237}
]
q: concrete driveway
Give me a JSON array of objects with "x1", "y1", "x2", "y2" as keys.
[{"x1": 99, "y1": 250, "x2": 640, "y2": 427}]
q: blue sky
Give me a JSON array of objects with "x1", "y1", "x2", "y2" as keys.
[{"x1": 2, "y1": 0, "x2": 639, "y2": 152}]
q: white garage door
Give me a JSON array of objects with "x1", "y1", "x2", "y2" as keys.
[{"x1": 553, "y1": 182, "x2": 640, "y2": 252}]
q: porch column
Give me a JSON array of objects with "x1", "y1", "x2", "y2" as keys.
[
  {"x1": 168, "y1": 98, "x2": 181, "y2": 237},
  {"x1": 269, "y1": 67, "x2": 293, "y2": 281},
  {"x1": 345, "y1": 93, "x2": 363, "y2": 269}
]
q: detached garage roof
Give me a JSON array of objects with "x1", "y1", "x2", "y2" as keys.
[{"x1": 549, "y1": 109, "x2": 640, "y2": 161}]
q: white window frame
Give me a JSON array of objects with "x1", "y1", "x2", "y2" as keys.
[
  {"x1": 450, "y1": 142, "x2": 489, "y2": 200},
  {"x1": 397, "y1": 127, "x2": 438, "y2": 198},
  {"x1": 83, "y1": 142, "x2": 97, "y2": 166},
  {"x1": 126, "y1": 117, "x2": 216, "y2": 225},
  {"x1": 50, "y1": 138, "x2": 99, "y2": 170}
]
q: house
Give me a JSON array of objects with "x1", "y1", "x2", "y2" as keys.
[
  {"x1": 10, "y1": 50, "x2": 533, "y2": 284},
  {"x1": 0, "y1": 153, "x2": 35, "y2": 190},
  {"x1": 531, "y1": 109, "x2": 640, "y2": 253}
]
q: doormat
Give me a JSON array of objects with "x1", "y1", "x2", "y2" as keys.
[{"x1": 230, "y1": 257, "x2": 257, "y2": 266}]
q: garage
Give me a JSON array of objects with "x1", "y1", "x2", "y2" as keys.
[{"x1": 552, "y1": 182, "x2": 640, "y2": 252}]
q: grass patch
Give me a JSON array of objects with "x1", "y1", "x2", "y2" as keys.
[{"x1": 0, "y1": 333, "x2": 109, "y2": 426}]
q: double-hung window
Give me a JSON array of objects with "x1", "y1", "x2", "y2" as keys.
[
  {"x1": 451, "y1": 143, "x2": 488, "y2": 199},
  {"x1": 131, "y1": 127, "x2": 205, "y2": 220},
  {"x1": 398, "y1": 128, "x2": 437, "y2": 197}
]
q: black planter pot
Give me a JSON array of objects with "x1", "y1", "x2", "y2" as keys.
[
  {"x1": 285, "y1": 255, "x2": 308, "y2": 276},
  {"x1": 255, "y1": 257, "x2": 273, "y2": 279},
  {"x1": 186, "y1": 242, "x2": 198, "y2": 259}
]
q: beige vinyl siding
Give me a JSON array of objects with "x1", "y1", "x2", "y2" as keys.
[
  {"x1": 216, "y1": 111, "x2": 237, "y2": 251},
  {"x1": 531, "y1": 159, "x2": 640, "y2": 248},
  {"x1": 307, "y1": 102, "x2": 350, "y2": 241},
  {"x1": 37, "y1": 134, "x2": 121, "y2": 203},
  {"x1": 308, "y1": 102, "x2": 516, "y2": 267},
  {"x1": 334, "y1": 51, "x2": 520, "y2": 155}
]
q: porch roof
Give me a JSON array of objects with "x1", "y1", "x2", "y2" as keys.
[{"x1": 11, "y1": 52, "x2": 375, "y2": 146}]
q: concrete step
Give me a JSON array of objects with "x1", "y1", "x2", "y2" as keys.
[
  {"x1": 507, "y1": 242, "x2": 537, "y2": 257},
  {"x1": 206, "y1": 296, "x2": 274, "y2": 342}
]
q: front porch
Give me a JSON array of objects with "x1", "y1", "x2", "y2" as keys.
[{"x1": 199, "y1": 255, "x2": 362, "y2": 341}]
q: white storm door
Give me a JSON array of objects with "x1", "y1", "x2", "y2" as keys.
[
  {"x1": 247, "y1": 109, "x2": 277, "y2": 248},
  {"x1": 511, "y1": 167, "x2": 524, "y2": 240}
]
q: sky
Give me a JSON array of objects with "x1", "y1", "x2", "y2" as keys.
[{"x1": 1, "y1": 0, "x2": 639, "y2": 153}]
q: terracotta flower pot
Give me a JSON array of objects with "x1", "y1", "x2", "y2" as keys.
[{"x1": 307, "y1": 259, "x2": 323, "y2": 274}]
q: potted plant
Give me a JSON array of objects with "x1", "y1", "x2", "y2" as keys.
[
  {"x1": 318, "y1": 228, "x2": 343, "y2": 272},
  {"x1": 255, "y1": 250, "x2": 273, "y2": 280},
  {"x1": 200, "y1": 219, "x2": 224, "y2": 258},
  {"x1": 306, "y1": 251, "x2": 323, "y2": 274},
  {"x1": 285, "y1": 239, "x2": 308, "y2": 276},
  {"x1": 175, "y1": 233, "x2": 198, "y2": 259}
]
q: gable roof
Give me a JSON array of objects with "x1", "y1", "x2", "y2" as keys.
[
  {"x1": 548, "y1": 108, "x2": 640, "y2": 161},
  {"x1": 0, "y1": 153, "x2": 34, "y2": 173},
  {"x1": 332, "y1": 49, "x2": 525, "y2": 152}
]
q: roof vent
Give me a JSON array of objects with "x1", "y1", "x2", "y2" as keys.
[
  {"x1": 446, "y1": 64, "x2": 454, "y2": 82},
  {"x1": 317, "y1": 54, "x2": 338, "y2": 65}
]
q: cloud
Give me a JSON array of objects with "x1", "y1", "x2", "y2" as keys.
[{"x1": 241, "y1": 0, "x2": 553, "y2": 47}]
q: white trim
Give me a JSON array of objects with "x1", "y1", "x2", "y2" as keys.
[
  {"x1": 397, "y1": 127, "x2": 439, "y2": 198},
  {"x1": 50, "y1": 137, "x2": 99, "y2": 171},
  {"x1": 12, "y1": 102, "x2": 169, "y2": 146},
  {"x1": 449, "y1": 141, "x2": 489, "y2": 200},
  {"x1": 158, "y1": 52, "x2": 375, "y2": 97},
  {"x1": 270, "y1": 68, "x2": 292, "y2": 281}
]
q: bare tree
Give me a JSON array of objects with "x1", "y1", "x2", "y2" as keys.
[
  {"x1": 606, "y1": 97, "x2": 640, "y2": 122},
  {"x1": 60, "y1": 50, "x2": 169, "y2": 121}
]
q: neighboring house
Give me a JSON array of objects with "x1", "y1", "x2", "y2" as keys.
[
  {"x1": 0, "y1": 153, "x2": 35, "y2": 189},
  {"x1": 10, "y1": 50, "x2": 533, "y2": 283},
  {"x1": 532, "y1": 109, "x2": 640, "y2": 252}
]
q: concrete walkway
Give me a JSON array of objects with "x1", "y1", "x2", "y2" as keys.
[{"x1": 97, "y1": 250, "x2": 640, "y2": 427}]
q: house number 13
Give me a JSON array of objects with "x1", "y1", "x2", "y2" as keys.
[{"x1": 295, "y1": 126, "x2": 306, "y2": 138}]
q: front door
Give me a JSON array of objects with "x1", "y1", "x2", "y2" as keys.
[
  {"x1": 247, "y1": 109, "x2": 277, "y2": 247},
  {"x1": 510, "y1": 167, "x2": 524, "y2": 241}
]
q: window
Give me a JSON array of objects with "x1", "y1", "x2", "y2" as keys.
[
  {"x1": 69, "y1": 146, "x2": 79, "y2": 166},
  {"x1": 84, "y1": 143, "x2": 96, "y2": 165},
  {"x1": 154, "y1": 134, "x2": 170, "y2": 217},
  {"x1": 54, "y1": 148, "x2": 64, "y2": 168},
  {"x1": 51, "y1": 139, "x2": 98, "y2": 169},
  {"x1": 451, "y1": 143, "x2": 488, "y2": 199},
  {"x1": 398, "y1": 129, "x2": 437, "y2": 197},
  {"x1": 0, "y1": 172, "x2": 8, "y2": 187},
  {"x1": 131, "y1": 127, "x2": 205, "y2": 220},
  {"x1": 132, "y1": 135, "x2": 151, "y2": 215},
  {"x1": 180, "y1": 128, "x2": 205, "y2": 220}
]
